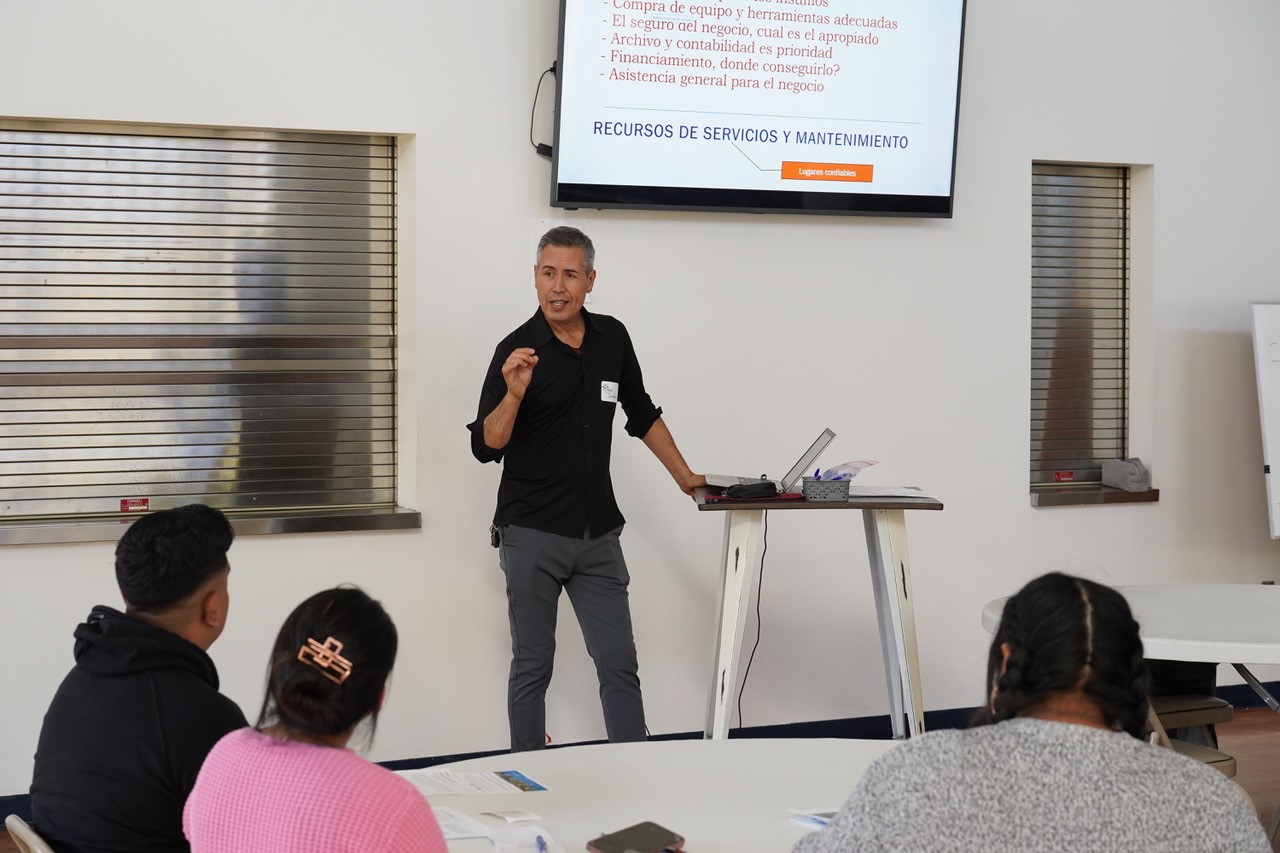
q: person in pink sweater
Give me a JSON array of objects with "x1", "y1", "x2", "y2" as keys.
[{"x1": 184, "y1": 587, "x2": 447, "y2": 852}]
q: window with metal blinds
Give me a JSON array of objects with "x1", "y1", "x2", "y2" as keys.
[
  {"x1": 1030, "y1": 163, "x2": 1129, "y2": 487},
  {"x1": 0, "y1": 122, "x2": 396, "y2": 521}
]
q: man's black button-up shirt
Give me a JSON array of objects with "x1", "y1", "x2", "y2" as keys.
[{"x1": 468, "y1": 309, "x2": 662, "y2": 538}]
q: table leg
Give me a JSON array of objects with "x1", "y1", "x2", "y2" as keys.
[
  {"x1": 704, "y1": 508, "x2": 765, "y2": 739},
  {"x1": 864, "y1": 510, "x2": 906, "y2": 738},
  {"x1": 1231, "y1": 663, "x2": 1280, "y2": 712},
  {"x1": 1145, "y1": 703, "x2": 1172, "y2": 747},
  {"x1": 864, "y1": 509, "x2": 925, "y2": 737},
  {"x1": 1230, "y1": 663, "x2": 1280, "y2": 841}
]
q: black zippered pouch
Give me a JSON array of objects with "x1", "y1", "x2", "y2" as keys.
[{"x1": 724, "y1": 481, "x2": 778, "y2": 499}]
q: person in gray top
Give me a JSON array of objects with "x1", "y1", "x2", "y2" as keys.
[{"x1": 793, "y1": 572, "x2": 1269, "y2": 853}]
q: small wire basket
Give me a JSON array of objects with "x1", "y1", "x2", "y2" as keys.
[{"x1": 802, "y1": 476, "x2": 850, "y2": 502}]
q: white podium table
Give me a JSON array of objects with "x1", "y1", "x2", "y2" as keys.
[
  {"x1": 403, "y1": 738, "x2": 895, "y2": 853},
  {"x1": 697, "y1": 488, "x2": 943, "y2": 740}
]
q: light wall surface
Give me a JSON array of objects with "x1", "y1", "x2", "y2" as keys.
[{"x1": 1, "y1": 0, "x2": 1279, "y2": 796}]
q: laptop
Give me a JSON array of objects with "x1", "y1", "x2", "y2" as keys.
[{"x1": 704, "y1": 428, "x2": 836, "y2": 493}]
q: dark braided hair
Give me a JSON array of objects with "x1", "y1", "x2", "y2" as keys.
[{"x1": 974, "y1": 572, "x2": 1151, "y2": 739}]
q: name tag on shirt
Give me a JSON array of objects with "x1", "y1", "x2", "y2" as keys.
[{"x1": 601, "y1": 381, "x2": 619, "y2": 403}]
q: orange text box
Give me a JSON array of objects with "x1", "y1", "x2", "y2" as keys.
[{"x1": 781, "y1": 161, "x2": 874, "y2": 183}]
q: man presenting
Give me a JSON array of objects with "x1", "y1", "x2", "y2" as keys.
[{"x1": 468, "y1": 226, "x2": 704, "y2": 751}]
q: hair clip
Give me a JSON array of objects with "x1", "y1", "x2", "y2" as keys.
[{"x1": 297, "y1": 636, "x2": 353, "y2": 685}]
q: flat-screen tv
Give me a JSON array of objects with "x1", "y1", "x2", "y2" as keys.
[{"x1": 551, "y1": 0, "x2": 966, "y2": 217}]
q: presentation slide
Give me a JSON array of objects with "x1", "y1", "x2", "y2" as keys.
[{"x1": 555, "y1": 0, "x2": 965, "y2": 201}]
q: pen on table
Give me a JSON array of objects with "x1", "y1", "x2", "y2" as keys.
[{"x1": 535, "y1": 835, "x2": 548, "y2": 853}]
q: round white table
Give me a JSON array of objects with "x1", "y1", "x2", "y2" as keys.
[{"x1": 401, "y1": 738, "x2": 895, "y2": 852}]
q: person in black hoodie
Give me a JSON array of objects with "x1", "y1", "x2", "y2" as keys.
[{"x1": 30, "y1": 504, "x2": 249, "y2": 853}]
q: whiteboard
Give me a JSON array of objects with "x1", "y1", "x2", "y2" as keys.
[{"x1": 1251, "y1": 303, "x2": 1280, "y2": 538}]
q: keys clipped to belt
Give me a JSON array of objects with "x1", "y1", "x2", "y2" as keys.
[{"x1": 489, "y1": 524, "x2": 499, "y2": 548}]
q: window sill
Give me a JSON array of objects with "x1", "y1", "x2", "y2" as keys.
[
  {"x1": 0, "y1": 506, "x2": 422, "y2": 546},
  {"x1": 1030, "y1": 485, "x2": 1160, "y2": 508}
]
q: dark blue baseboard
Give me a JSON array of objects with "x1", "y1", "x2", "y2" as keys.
[
  {"x1": 6, "y1": 682, "x2": 1275, "y2": 820},
  {"x1": 0, "y1": 794, "x2": 30, "y2": 822},
  {"x1": 378, "y1": 706, "x2": 977, "y2": 776}
]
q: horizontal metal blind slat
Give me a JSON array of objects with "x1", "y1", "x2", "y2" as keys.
[
  {"x1": 1030, "y1": 163, "x2": 1129, "y2": 486},
  {"x1": 0, "y1": 123, "x2": 396, "y2": 520}
]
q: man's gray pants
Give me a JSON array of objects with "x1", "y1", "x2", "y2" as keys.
[{"x1": 498, "y1": 524, "x2": 646, "y2": 752}]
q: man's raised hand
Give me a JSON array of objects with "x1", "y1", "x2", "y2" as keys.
[{"x1": 501, "y1": 347, "x2": 539, "y2": 400}]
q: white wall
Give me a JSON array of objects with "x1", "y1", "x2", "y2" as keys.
[{"x1": 2, "y1": 0, "x2": 1279, "y2": 796}]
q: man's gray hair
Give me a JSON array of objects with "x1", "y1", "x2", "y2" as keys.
[{"x1": 537, "y1": 226, "x2": 595, "y2": 272}]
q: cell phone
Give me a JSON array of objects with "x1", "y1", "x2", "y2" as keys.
[{"x1": 585, "y1": 821, "x2": 685, "y2": 853}]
